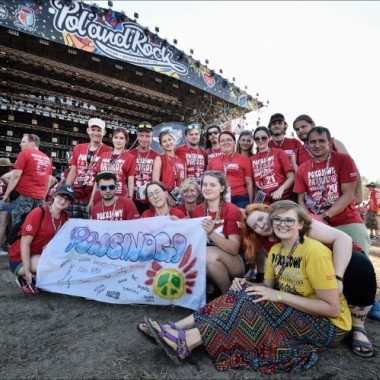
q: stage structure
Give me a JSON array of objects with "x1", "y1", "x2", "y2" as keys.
[{"x1": 0, "y1": 0, "x2": 265, "y2": 173}]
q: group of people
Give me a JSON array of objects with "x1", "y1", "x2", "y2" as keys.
[{"x1": 0, "y1": 113, "x2": 379, "y2": 373}]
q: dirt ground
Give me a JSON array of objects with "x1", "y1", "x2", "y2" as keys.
[{"x1": 1, "y1": 241, "x2": 380, "y2": 380}]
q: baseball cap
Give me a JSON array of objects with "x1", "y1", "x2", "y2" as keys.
[
  {"x1": 268, "y1": 113, "x2": 286, "y2": 126},
  {"x1": 55, "y1": 185, "x2": 76, "y2": 202},
  {"x1": 137, "y1": 121, "x2": 153, "y2": 132},
  {"x1": 88, "y1": 118, "x2": 106, "y2": 130},
  {"x1": 95, "y1": 171, "x2": 117, "y2": 183}
]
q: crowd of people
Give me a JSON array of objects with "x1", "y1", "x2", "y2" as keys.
[{"x1": 0, "y1": 113, "x2": 379, "y2": 373}]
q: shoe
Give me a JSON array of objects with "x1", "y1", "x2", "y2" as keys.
[
  {"x1": 351, "y1": 326, "x2": 374, "y2": 358},
  {"x1": 368, "y1": 299, "x2": 380, "y2": 320},
  {"x1": 15, "y1": 276, "x2": 40, "y2": 295}
]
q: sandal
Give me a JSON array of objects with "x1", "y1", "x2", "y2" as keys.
[
  {"x1": 351, "y1": 326, "x2": 374, "y2": 358},
  {"x1": 136, "y1": 320, "x2": 178, "y2": 346},
  {"x1": 144, "y1": 316, "x2": 191, "y2": 365}
]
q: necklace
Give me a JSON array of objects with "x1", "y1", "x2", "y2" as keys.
[
  {"x1": 102, "y1": 197, "x2": 118, "y2": 220},
  {"x1": 271, "y1": 138, "x2": 285, "y2": 149},
  {"x1": 155, "y1": 204, "x2": 170, "y2": 216},
  {"x1": 222, "y1": 153, "x2": 234, "y2": 174},
  {"x1": 273, "y1": 237, "x2": 300, "y2": 285},
  {"x1": 49, "y1": 206, "x2": 63, "y2": 234}
]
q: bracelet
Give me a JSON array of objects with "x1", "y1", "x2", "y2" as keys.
[
  {"x1": 277, "y1": 290, "x2": 282, "y2": 302},
  {"x1": 335, "y1": 275, "x2": 344, "y2": 282}
]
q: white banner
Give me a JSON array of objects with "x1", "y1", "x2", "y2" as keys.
[{"x1": 37, "y1": 216, "x2": 207, "y2": 310}]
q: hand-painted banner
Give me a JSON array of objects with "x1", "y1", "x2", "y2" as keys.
[{"x1": 37, "y1": 216, "x2": 207, "y2": 310}]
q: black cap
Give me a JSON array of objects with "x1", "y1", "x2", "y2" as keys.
[
  {"x1": 95, "y1": 171, "x2": 117, "y2": 183},
  {"x1": 268, "y1": 113, "x2": 286, "y2": 127},
  {"x1": 55, "y1": 185, "x2": 76, "y2": 202}
]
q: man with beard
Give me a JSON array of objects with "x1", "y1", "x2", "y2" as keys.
[{"x1": 204, "y1": 125, "x2": 222, "y2": 160}]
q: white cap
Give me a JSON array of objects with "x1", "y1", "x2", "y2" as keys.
[{"x1": 88, "y1": 118, "x2": 106, "y2": 130}]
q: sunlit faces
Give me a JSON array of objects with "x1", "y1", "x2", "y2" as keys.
[
  {"x1": 87, "y1": 126, "x2": 105, "y2": 143},
  {"x1": 159, "y1": 133, "x2": 176, "y2": 152},
  {"x1": 137, "y1": 131, "x2": 153, "y2": 149},
  {"x1": 185, "y1": 129, "x2": 201, "y2": 147},
  {"x1": 98, "y1": 179, "x2": 116, "y2": 201},
  {"x1": 238, "y1": 135, "x2": 253, "y2": 152},
  {"x1": 307, "y1": 132, "x2": 330, "y2": 158},
  {"x1": 253, "y1": 132, "x2": 269, "y2": 149},
  {"x1": 146, "y1": 184, "x2": 168, "y2": 208},
  {"x1": 293, "y1": 120, "x2": 313, "y2": 142},
  {"x1": 181, "y1": 184, "x2": 199, "y2": 204},
  {"x1": 201, "y1": 174, "x2": 224, "y2": 201},
  {"x1": 207, "y1": 128, "x2": 220, "y2": 144},
  {"x1": 271, "y1": 209, "x2": 303, "y2": 241},
  {"x1": 269, "y1": 120, "x2": 286, "y2": 136},
  {"x1": 53, "y1": 194, "x2": 72, "y2": 210},
  {"x1": 219, "y1": 133, "x2": 235, "y2": 154},
  {"x1": 246, "y1": 211, "x2": 273, "y2": 236},
  {"x1": 112, "y1": 131, "x2": 127, "y2": 149}
]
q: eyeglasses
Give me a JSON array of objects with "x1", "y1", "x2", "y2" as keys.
[
  {"x1": 187, "y1": 123, "x2": 200, "y2": 130},
  {"x1": 219, "y1": 138, "x2": 234, "y2": 143},
  {"x1": 147, "y1": 188, "x2": 164, "y2": 198},
  {"x1": 203, "y1": 170, "x2": 223, "y2": 177},
  {"x1": 208, "y1": 130, "x2": 219, "y2": 136},
  {"x1": 138, "y1": 122, "x2": 153, "y2": 130},
  {"x1": 254, "y1": 136, "x2": 268, "y2": 142},
  {"x1": 271, "y1": 216, "x2": 301, "y2": 227},
  {"x1": 99, "y1": 185, "x2": 116, "y2": 191}
]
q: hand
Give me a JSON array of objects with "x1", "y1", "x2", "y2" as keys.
[
  {"x1": 271, "y1": 188, "x2": 284, "y2": 200},
  {"x1": 245, "y1": 285, "x2": 278, "y2": 303},
  {"x1": 24, "y1": 272, "x2": 33, "y2": 287},
  {"x1": 2, "y1": 194, "x2": 9, "y2": 204},
  {"x1": 230, "y1": 277, "x2": 246, "y2": 291},
  {"x1": 202, "y1": 216, "x2": 215, "y2": 236},
  {"x1": 170, "y1": 215, "x2": 180, "y2": 221}
]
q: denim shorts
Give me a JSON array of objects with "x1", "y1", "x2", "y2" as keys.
[
  {"x1": 0, "y1": 200, "x2": 12, "y2": 212},
  {"x1": 8, "y1": 259, "x2": 23, "y2": 275}
]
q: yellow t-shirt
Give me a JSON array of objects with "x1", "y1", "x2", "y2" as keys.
[{"x1": 265, "y1": 236, "x2": 351, "y2": 331}]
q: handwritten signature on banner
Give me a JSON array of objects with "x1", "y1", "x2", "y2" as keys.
[{"x1": 37, "y1": 217, "x2": 207, "y2": 310}]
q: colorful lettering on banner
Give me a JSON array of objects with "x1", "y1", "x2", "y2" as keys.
[{"x1": 37, "y1": 216, "x2": 207, "y2": 310}]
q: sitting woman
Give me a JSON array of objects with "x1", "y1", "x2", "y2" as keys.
[
  {"x1": 141, "y1": 181, "x2": 185, "y2": 219},
  {"x1": 177, "y1": 178, "x2": 202, "y2": 218},
  {"x1": 242, "y1": 202, "x2": 377, "y2": 358},
  {"x1": 140, "y1": 201, "x2": 351, "y2": 373},
  {"x1": 8, "y1": 185, "x2": 75, "y2": 294},
  {"x1": 191, "y1": 171, "x2": 245, "y2": 294}
]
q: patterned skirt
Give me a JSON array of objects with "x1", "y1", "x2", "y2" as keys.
[{"x1": 193, "y1": 289, "x2": 347, "y2": 374}]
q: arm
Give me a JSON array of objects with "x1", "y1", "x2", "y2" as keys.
[
  {"x1": 20, "y1": 235, "x2": 34, "y2": 285},
  {"x1": 1, "y1": 170, "x2": 13, "y2": 185},
  {"x1": 245, "y1": 176, "x2": 254, "y2": 204},
  {"x1": 86, "y1": 183, "x2": 98, "y2": 214},
  {"x1": 152, "y1": 156, "x2": 162, "y2": 182},
  {"x1": 3, "y1": 169, "x2": 22, "y2": 203},
  {"x1": 205, "y1": 224, "x2": 241, "y2": 255},
  {"x1": 290, "y1": 152, "x2": 299, "y2": 171},
  {"x1": 48, "y1": 175, "x2": 58, "y2": 189},
  {"x1": 271, "y1": 171, "x2": 295, "y2": 200},
  {"x1": 65, "y1": 165, "x2": 77, "y2": 186},
  {"x1": 127, "y1": 175, "x2": 135, "y2": 198}
]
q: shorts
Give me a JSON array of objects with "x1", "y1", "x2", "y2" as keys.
[
  {"x1": 0, "y1": 200, "x2": 12, "y2": 212},
  {"x1": 9, "y1": 259, "x2": 23, "y2": 275}
]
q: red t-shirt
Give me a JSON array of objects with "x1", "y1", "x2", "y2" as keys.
[
  {"x1": 70, "y1": 143, "x2": 112, "y2": 201},
  {"x1": 206, "y1": 147, "x2": 222, "y2": 161},
  {"x1": 207, "y1": 153, "x2": 253, "y2": 196},
  {"x1": 157, "y1": 154, "x2": 187, "y2": 193},
  {"x1": 250, "y1": 148, "x2": 294, "y2": 203},
  {"x1": 368, "y1": 189, "x2": 380, "y2": 213},
  {"x1": 14, "y1": 149, "x2": 52, "y2": 200},
  {"x1": 269, "y1": 137, "x2": 302, "y2": 162},
  {"x1": 175, "y1": 145, "x2": 207, "y2": 184},
  {"x1": 177, "y1": 205, "x2": 197, "y2": 219},
  {"x1": 141, "y1": 207, "x2": 186, "y2": 219},
  {"x1": 8, "y1": 205, "x2": 69, "y2": 262},
  {"x1": 91, "y1": 196, "x2": 140, "y2": 220},
  {"x1": 129, "y1": 148, "x2": 159, "y2": 203},
  {"x1": 294, "y1": 151, "x2": 362, "y2": 226},
  {"x1": 0, "y1": 178, "x2": 7, "y2": 198}
]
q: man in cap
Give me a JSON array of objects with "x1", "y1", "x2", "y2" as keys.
[
  {"x1": 65, "y1": 118, "x2": 112, "y2": 219},
  {"x1": 91, "y1": 171, "x2": 140, "y2": 221},
  {"x1": 364, "y1": 182, "x2": 379, "y2": 240},
  {"x1": 3, "y1": 134, "x2": 52, "y2": 226},
  {"x1": 175, "y1": 123, "x2": 207, "y2": 185},
  {"x1": 129, "y1": 122, "x2": 159, "y2": 215}
]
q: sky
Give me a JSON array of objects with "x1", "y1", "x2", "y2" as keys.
[{"x1": 90, "y1": 1, "x2": 379, "y2": 181}]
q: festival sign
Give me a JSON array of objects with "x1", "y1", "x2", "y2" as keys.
[
  {"x1": 37, "y1": 216, "x2": 207, "y2": 310},
  {"x1": 0, "y1": 0, "x2": 260, "y2": 111}
]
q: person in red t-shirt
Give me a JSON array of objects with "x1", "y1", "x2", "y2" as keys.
[
  {"x1": 65, "y1": 118, "x2": 112, "y2": 219},
  {"x1": 8, "y1": 184, "x2": 76, "y2": 294},
  {"x1": 152, "y1": 131, "x2": 187, "y2": 206},
  {"x1": 91, "y1": 171, "x2": 140, "y2": 221},
  {"x1": 141, "y1": 181, "x2": 185, "y2": 219},
  {"x1": 236, "y1": 130, "x2": 254, "y2": 158},
  {"x1": 129, "y1": 122, "x2": 159, "y2": 215},
  {"x1": 177, "y1": 178, "x2": 202, "y2": 218},
  {"x1": 205, "y1": 125, "x2": 222, "y2": 161},
  {"x1": 3, "y1": 133, "x2": 53, "y2": 226},
  {"x1": 175, "y1": 123, "x2": 207, "y2": 186},
  {"x1": 364, "y1": 182, "x2": 379, "y2": 239}
]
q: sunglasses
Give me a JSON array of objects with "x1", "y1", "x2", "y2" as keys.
[
  {"x1": 99, "y1": 185, "x2": 116, "y2": 191},
  {"x1": 254, "y1": 136, "x2": 268, "y2": 142},
  {"x1": 187, "y1": 123, "x2": 200, "y2": 130},
  {"x1": 138, "y1": 122, "x2": 153, "y2": 130},
  {"x1": 208, "y1": 130, "x2": 219, "y2": 136}
]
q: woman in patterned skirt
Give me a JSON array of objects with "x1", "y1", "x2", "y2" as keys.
[{"x1": 140, "y1": 201, "x2": 351, "y2": 373}]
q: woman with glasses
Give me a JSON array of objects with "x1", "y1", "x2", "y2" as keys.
[
  {"x1": 207, "y1": 131, "x2": 253, "y2": 209},
  {"x1": 152, "y1": 131, "x2": 187, "y2": 206},
  {"x1": 204, "y1": 125, "x2": 222, "y2": 161},
  {"x1": 177, "y1": 178, "x2": 202, "y2": 218},
  {"x1": 251, "y1": 126, "x2": 294, "y2": 205},
  {"x1": 139, "y1": 200, "x2": 351, "y2": 373},
  {"x1": 191, "y1": 171, "x2": 245, "y2": 294},
  {"x1": 236, "y1": 130, "x2": 254, "y2": 157},
  {"x1": 8, "y1": 185, "x2": 76, "y2": 295},
  {"x1": 87, "y1": 128, "x2": 136, "y2": 213},
  {"x1": 242, "y1": 202, "x2": 376, "y2": 358},
  {"x1": 141, "y1": 181, "x2": 185, "y2": 219}
]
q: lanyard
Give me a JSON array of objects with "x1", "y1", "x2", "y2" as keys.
[
  {"x1": 273, "y1": 237, "x2": 300, "y2": 285},
  {"x1": 222, "y1": 153, "x2": 234, "y2": 174},
  {"x1": 256, "y1": 148, "x2": 271, "y2": 187},
  {"x1": 311, "y1": 152, "x2": 331, "y2": 195}
]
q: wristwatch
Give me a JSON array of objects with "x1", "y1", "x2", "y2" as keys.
[{"x1": 322, "y1": 212, "x2": 331, "y2": 224}]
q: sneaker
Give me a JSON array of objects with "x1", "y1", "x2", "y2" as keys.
[
  {"x1": 368, "y1": 299, "x2": 380, "y2": 321},
  {"x1": 15, "y1": 276, "x2": 40, "y2": 295}
]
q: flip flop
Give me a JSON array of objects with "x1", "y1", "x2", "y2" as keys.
[
  {"x1": 144, "y1": 316, "x2": 190, "y2": 365},
  {"x1": 136, "y1": 323, "x2": 157, "y2": 345},
  {"x1": 351, "y1": 326, "x2": 374, "y2": 358}
]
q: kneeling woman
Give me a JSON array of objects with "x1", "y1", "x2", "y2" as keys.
[
  {"x1": 141, "y1": 201, "x2": 351, "y2": 374},
  {"x1": 8, "y1": 185, "x2": 75, "y2": 294}
]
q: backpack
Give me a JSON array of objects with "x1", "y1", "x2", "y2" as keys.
[{"x1": 6, "y1": 207, "x2": 45, "y2": 246}]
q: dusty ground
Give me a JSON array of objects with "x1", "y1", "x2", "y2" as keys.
[{"x1": 1, "y1": 241, "x2": 380, "y2": 380}]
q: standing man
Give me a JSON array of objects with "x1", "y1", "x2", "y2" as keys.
[
  {"x1": 294, "y1": 126, "x2": 370, "y2": 256},
  {"x1": 267, "y1": 113, "x2": 302, "y2": 168},
  {"x1": 293, "y1": 114, "x2": 363, "y2": 204},
  {"x1": 91, "y1": 172, "x2": 140, "y2": 221},
  {"x1": 364, "y1": 182, "x2": 379, "y2": 240},
  {"x1": 175, "y1": 123, "x2": 207, "y2": 185},
  {"x1": 65, "y1": 118, "x2": 112, "y2": 219},
  {"x1": 204, "y1": 125, "x2": 222, "y2": 161},
  {"x1": 129, "y1": 122, "x2": 159, "y2": 215},
  {"x1": 3, "y1": 134, "x2": 52, "y2": 226}
]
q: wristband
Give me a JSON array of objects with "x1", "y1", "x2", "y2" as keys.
[
  {"x1": 335, "y1": 275, "x2": 344, "y2": 282},
  {"x1": 277, "y1": 290, "x2": 282, "y2": 302}
]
